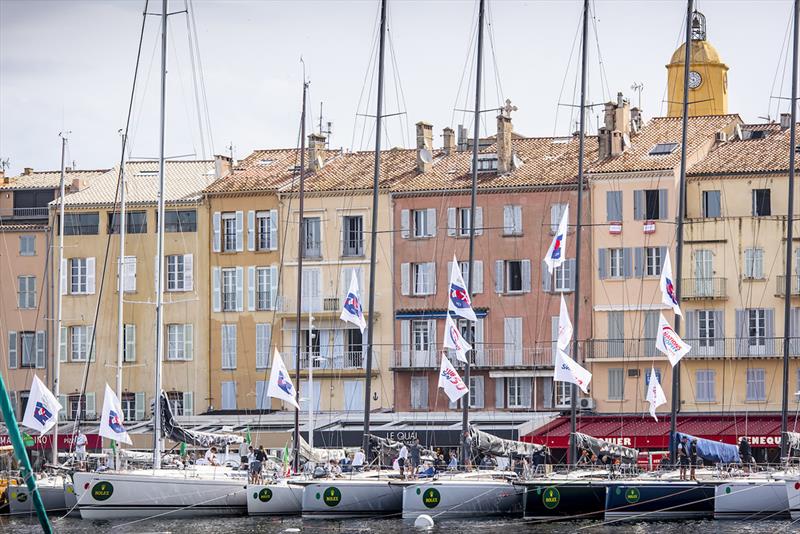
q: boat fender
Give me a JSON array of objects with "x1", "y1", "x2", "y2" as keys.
[{"x1": 414, "y1": 514, "x2": 435, "y2": 529}]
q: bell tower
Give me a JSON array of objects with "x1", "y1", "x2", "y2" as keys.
[{"x1": 666, "y1": 11, "x2": 729, "y2": 117}]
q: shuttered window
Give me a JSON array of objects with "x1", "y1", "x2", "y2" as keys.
[{"x1": 608, "y1": 368, "x2": 624, "y2": 400}]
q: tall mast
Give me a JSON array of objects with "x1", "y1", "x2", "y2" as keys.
[
  {"x1": 308, "y1": 312, "x2": 314, "y2": 449},
  {"x1": 361, "y1": 0, "x2": 387, "y2": 457},
  {"x1": 780, "y1": 0, "x2": 799, "y2": 459},
  {"x1": 461, "y1": 0, "x2": 485, "y2": 459},
  {"x1": 293, "y1": 80, "x2": 308, "y2": 474},
  {"x1": 52, "y1": 132, "x2": 68, "y2": 464},
  {"x1": 116, "y1": 133, "x2": 128, "y2": 400},
  {"x1": 152, "y1": 0, "x2": 169, "y2": 469},
  {"x1": 669, "y1": 0, "x2": 693, "y2": 459},
  {"x1": 568, "y1": 0, "x2": 589, "y2": 466}
]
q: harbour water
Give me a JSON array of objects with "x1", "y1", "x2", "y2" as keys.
[{"x1": 0, "y1": 516, "x2": 790, "y2": 533}]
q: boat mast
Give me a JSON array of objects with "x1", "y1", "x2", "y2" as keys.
[
  {"x1": 116, "y1": 132, "x2": 127, "y2": 401},
  {"x1": 52, "y1": 132, "x2": 67, "y2": 465},
  {"x1": 461, "y1": 0, "x2": 485, "y2": 461},
  {"x1": 308, "y1": 312, "x2": 314, "y2": 449},
  {"x1": 568, "y1": 0, "x2": 589, "y2": 466},
  {"x1": 152, "y1": 0, "x2": 169, "y2": 469},
  {"x1": 361, "y1": 0, "x2": 387, "y2": 458},
  {"x1": 780, "y1": 0, "x2": 799, "y2": 459},
  {"x1": 293, "y1": 80, "x2": 308, "y2": 474},
  {"x1": 669, "y1": 0, "x2": 693, "y2": 460}
]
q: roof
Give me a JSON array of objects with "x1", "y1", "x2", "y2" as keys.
[
  {"x1": 0, "y1": 169, "x2": 108, "y2": 191},
  {"x1": 588, "y1": 114, "x2": 741, "y2": 174},
  {"x1": 669, "y1": 39, "x2": 725, "y2": 65},
  {"x1": 57, "y1": 160, "x2": 218, "y2": 207},
  {"x1": 296, "y1": 148, "x2": 417, "y2": 192},
  {"x1": 688, "y1": 123, "x2": 800, "y2": 176}
]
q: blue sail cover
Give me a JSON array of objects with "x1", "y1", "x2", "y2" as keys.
[{"x1": 674, "y1": 432, "x2": 740, "y2": 464}]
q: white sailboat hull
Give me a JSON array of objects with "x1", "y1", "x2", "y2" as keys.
[
  {"x1": 402, "y1": 478, "x2": 523, "y2": 519},
  {"x1": 301, "y1": 478, "x2": 404, "y2": 519},
  {"x1": 8, "y1": 477, "x2": 77, "y2": 517},
  {"x1": 786, "y1": 477, "x2": 800, "y2": 520},
  {"x1": 73, "y1": 469, "x2": 247, "y2": 519},
  {"x1": 714, "y1": 479, "x2": 790, "y2": 519},
  {"x1": 246, "y1": 481, "x2": 303, "y2": 515}
]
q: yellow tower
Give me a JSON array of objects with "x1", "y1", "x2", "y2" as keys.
[{"x1": 666, "y1": 11, "x2": 729, "y2": 117}]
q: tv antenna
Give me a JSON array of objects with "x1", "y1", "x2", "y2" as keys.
[
  {"x1": 319, "y1": 102, "x2": 333, "y2": 148},
  {"x1": 631, "y1": 82, "x2": 644, "y2": 109},
  {"x1": 0, "y1": 158, "x2": 10, "y2": 173}
]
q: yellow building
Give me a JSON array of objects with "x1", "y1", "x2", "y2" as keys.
[
  {"x1": 667, "y1": 10, "x2": 729, "y2": 118},
  {"x1": 55, "y1": 160, "x2": 218, "y2": 434}
]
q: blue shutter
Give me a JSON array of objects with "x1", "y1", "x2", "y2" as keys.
[
  {"x1": 598, "y1": 248, "x2": 607, "y2": 280},
  {"x1": 658, "y1": 189, "x2": 668, "y2": 220},
  {"x1": 634, "y1": 248, "x2": 643, "y2": 278}
]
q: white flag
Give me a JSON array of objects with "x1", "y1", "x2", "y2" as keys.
[
  {"x1": 438, "y1": 353, "x2": 469, "y2": 403},
  {"x1": 659, "y1": 250, "x2": 682, "y2": 317},
  {"x1": 554, "y1": 349, "x2": 592, "y2": 395},
  {"x1": 268, "y1": 348, "x2": 300, "y2": 409},
  {"x1": 21, "y1": 375, "x2": 62, "y2": 436},
  {"x1": 448, "y1": 255, "x2": 477, "y2": 322},
  {"x1": 544, "y1": 205, "x2": 568, "y2": 274},
  {"x1": 340, "y1": 270, "x2": 367, "y2": 333},
  {"x1": 443, "y1": 314, "x2": 472, "y2": 363},
  {"x1": 557, "y1": 294, "x2": 573, "y2": 351},
  {"x1": 646, "y1": 366, "x2": 667, "y2": 421},
  {"x1": 99, "y1": 383, "x2": 132, "y2": 445},
  {"x1": 655, "y1": 313, "x2": 691, "y2": 366}
]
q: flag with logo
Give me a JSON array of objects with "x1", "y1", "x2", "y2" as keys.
[
  {"x1": 99, "y1": 383, "x2": 132, "y2": 445},
  {"x1": 438, "y1": 353, "x2": 469, "y2": 403},
  {"x1": 268, "y1": 348, "x2": 300, "y2": 409},
  {"x1": 659, "y1": 250, "x2": 682, "y2": 316},
  {"x1": 554, "y1": 349, "x2": 592, "y2": 394},
  {"x1": 22, "y1": 375, "x2": 62, "y2": 435},
  {"x1": 557, "y1": 294, "x2": 573, "y2": 351},
  {"x1": 655, "y1": 313, "x2": 691, "y2": 366},
  {"x1": 646, "y1": 365, "x2": 667, "y2": 421},
  {"x1": 544, "y1": 205, "x2": 569, "y2": 274},
  {"x1": 448, "y1": 255, "x2": 477, "y2": 322},
  {"x1": 340, "y1": 270, "x2": 367, "y2": 333},
  {"x1": 443, "y1": 314, "x2": 472, "y2": 363}
]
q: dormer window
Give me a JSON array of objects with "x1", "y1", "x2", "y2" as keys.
[
  {"x1": 473, "y1": 154, "x2": 498, "y2": 173},
  {"x1": 257, "y1": 159, "x2": 274, "y2": 166},
  {"x1": 648, "y1": 143, "x2": 678, "y2": 156}
]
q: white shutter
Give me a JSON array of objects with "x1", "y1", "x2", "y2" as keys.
[
  {"x1": 57, "y1": 394, "x2": 67, "y2": 419},
  {"x1": 125, "y1": 324, "x2": 136, "y2": 362},
  {"x1": 60, "y1": 258, "x2": 68, "y2": 295},
  {"x1": 269, "y1": 209, "x2": 278, "y2": 250},
  {"x1": 474, "y1": 318, "x2": 485, "y2": 364},
  {"x1": 235, "y1": 266, "x2": 244, "y2": 311},
  {"x1": 513, "y1": 205, "x2": 522, "y2": 234},
  {"x1": 135, "y1": 392, "x2": 145, "y2": 420},
  {"x1": 183, "y1": 391, "x2": 194, "y2": 416},
  {"x1": 401, "y1": 209, "x2": 410, "y2": 238},
  {"x1": 247, "y1": 210, "x2": 255, "y2": 251},
  {"x1": 473, "y1": 261, "x2": 483, "y2": 294},
  {"x1": 270, "y1": 265, "x2": 279, "y2": 309},
  {"x1": 428, "y1": 319, "x2": 437, "y2": 360},
  {"x1": 222, "y1": 382, "x2": 237, "y2": 410},
  {"x1": 256, "y1": 323, "x2": 271, "y2": 368},
  {"x1": 235, "y1": 211, "x2": 244, "y2": 252},
  {"x1": 59, "y1": 327, "x2": 68, "y2": 362},
  {"x1": 333, "y1": 329, "x2": 344, "y2": 368},
  {"x1": 212, "y1": 212, "x2": 221, "y2": 252},
  {"x1": 401, "y1": 263, "x2": 410, "y2": 296},
  {"x1": 8, "y1": 331, "x2": 17, "y2": 369},
  {"x1": 475, "y1": 207, "x2": 483, "y2": 235},
  {"x1": 212, "y1": 267, "x2": 221, "y2": 312},
  {"x1": 521, "y1": 260, "x2": 532, "y2": 293},
  {"x1": 86, "y1": 257, "x2": 96, "y2": 294},
  {"x1": 35, "y1": 331, "x2": 45, "y2": 368},
  {"x1": 184, "y1": 324, "x2": 194, "y2": 360},
  {"x1": 400, "y1": 320, "x2": 410, "y2": 366},
  {"x1": 124, "y1": 256, "x2": 137, "y2": 292},
  {"x1": 183, "y1": 254, "x2": 193, "y2": 291},
  {"x1": 86, "y1": 392, "x2": 96, "y2": 419},
  {"x1": 503, "y1": 206, "x2": 512, "y2": 235},
  {"x1": 247, "y1": 266, "x2": 256, "y2": 311},
  {"x1": 495, "y1": 260, "x2": 504, "y2": 293},
  {"x1": 447, "y1": 207, "x2": 456, "y2": 236},
  {"x1": 495, "y1": 378, "x2": 505, "y2": 408},
  {"x1": 426, "y1": 208, "x2": 436, "y2": 237},
  {"x1": 428, "y1": 262, "x2": 437, "y2": 294}
]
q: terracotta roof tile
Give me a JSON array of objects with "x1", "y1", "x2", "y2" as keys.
[{"x1": 0, "y1": 169, "x2": 108, "y2": 190}]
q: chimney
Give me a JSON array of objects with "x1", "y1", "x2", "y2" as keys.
[
  {"x1": 70, "y1": 177, "x2": 84, "y2": 192},
  {"x1": 442, "y1": 127, "x2": 456, "y2": 156},
  {"x1": 23, "y1": 167, "x2": 33, "y2": 175},
  {"x1": 308, "y1": 133, "x2": 327, "y2": 172},
  {"x1": 1, "y1": 170, "x2": 7, "y2": 184},
  {"x1": 781, "y1": 113, "x2": 792, "y2": 131},
  {"x1": 598, "y1": 92, "x2": 632, "y2": 159},
  {"x1": 496, "y1": 114, "x2": 513, "y2": 174},
  {"x1": 457, "y1": 124, "x2": 469, "y2": 152},
  {"x1": 415, "y1": 121, "x2": 433, "y2": 173},
  {"x1": 630, "y1": 107, "x2": 643, "y2": 133},
  {"x1": 214, "y1": 154, "x2": 233, "y2": 179}
]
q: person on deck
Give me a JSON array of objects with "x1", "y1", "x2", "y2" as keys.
[
  {"x1": 448, "y1": 450, "x2": 458, "y2": 470},
  {"x1": 689, "y1": 438, "x2": 699, "y2": 481},
  {"x1": 75, "y1": 429, "x2": 88, "y2": 470},
  {"x1": 576, "y1": 449, "x2": 591, "y2": 467},
  {"x1": 205, "y1": 446, "x2": 220, "y2": 466},
  {"x1": 409, "y1": 438, "x2": 421, "y2": 479},
  {"x1": 352, "y1": 448, "x2": 366, "y2": 472},
  {"x1": 461, "y1": 431, "x2": 474, "y2": 471},
  {"x1": 739, "y1": 437, "x2": 754, "y2": 473},
  {"x1": 677, "y1": 436, "x2": 689, "y2": 480},
  {"x1": 398, "y1": 443, "x2": 408, "y2": 478}
]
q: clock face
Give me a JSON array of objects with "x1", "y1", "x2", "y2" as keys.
[{"x1": 688, "y1": 71, "x2": 702, "y2": 89}]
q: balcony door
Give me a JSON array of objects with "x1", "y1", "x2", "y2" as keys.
[{"x1": 694, "y1": 249, "x2": 713, "y2": 297}]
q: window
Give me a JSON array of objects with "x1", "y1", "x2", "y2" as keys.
[
  {"x1": 166, "y1": 391, "x2": 185, "y2": 416},
  {"x1": 19, "y1": 332, "x2": 35, "y2": 368},
  {"x1": 412, "y1": 320, "x2": 430, "y2": 353},
  {"x1": 550, "y1": 203, "x2": 568, "y2": 233},
  {"x1": 64, "y1": 213, "x2": 99, "y2": 235},
  {"x1": 696, "y1": 369, "x2": 716, "y2": 402},
  {"x1": 455, "y1": 207, "x2": 472, "y2": 237},
  {"x1": 19, "y1": 235, "x2": 35, "y2": 256},
  {"x1": 606, "y1": 191, "x2": 622, "y2": 222},
  {"x1": 412, "y1": 262, "x2": 435, "y2": 295},
  {"x1": 222, "y1": 382, "x2": 237, "y2": 410},
  {"x1": 19, "y1": 391, "x2": 30, "y2": 417},
  {"x1": 413, "y1": 209, "x2": 433, "y2": 238},
  {"x1": 645, "y1": 247, "x2": 662, "y2": 277},
  {"x1": 410, "y1": 377, "x2": 428, "y2": 409},
  {"x1": 70, "y1": 257, "x2": 94, "y2": 294},
  {"x1": 702, "y1": 190, "x2": 721, "y2": 218},
  {"x1": 166, "y1": 254, "x2": 192, "y2": 291},
  {"x1": 167, "y1": 324, "x2": 193, "y2": 361},
  {"x1": 698, "y1": 310, "x2": 716, "y2": 348},
  {"x1": 608, "y1": 368, "x2": 624, "y2": 400},
  {"x1": 634, "y1": 190, "x2": 666, "y2": 220},
  {"x1": 342, "y1": 215, "x2": 364, "y2": 256},
  {"x1": 255, "y1": 211, "x2": 276, "y2": 250},
  {"x1": 164, "y1": 210, "x2": 196, "y2": 232},
  {"x1": 302, "y1": 216, "x2": 321, "y2": 257},
  {"x1": 746, "y1": 368, "x2": 766, "y2": 401},
  {"x1": 222, "y1": 212, "x2": 237, "y2": 252},
  {"x1": 752, "y1": 189, "x2": 771, "y2": 217},
  {"x1": 503, "y1": 205, "x2": 523, "y2": 235},
  {"x1": 609, "y1": 248, "x2": 624, "y2": 278},
  {"x1": 644, "y1": 190, "x2": 661, "y2": 220},
  {"x1": 222, "y1": 268, "x2": 236, "y2": 311},
  {"x1": 468, "y1": 376, "x2": 484, "y2": 409},
  {"x1": 648, "y1": 142, "x2": 678, "y2": 156},
  {"x1": 744, "y1": 248, "x2": 764, "y2": 279},
  {"x1": 555, "y1": 381, "x2": 572, "y2": 407},
  {"x1": 506, "y1": 260, "x2": 523, "y2": 292},
  {"x1": 475, "y1": 154, "x2": 498, "y2": 172},
  {"x1": 507, "y1": 377, "x2": 531, "y2": 408},
  {"x1": 120, "y1": 393, "x2": 136, "y2": 421},
  {"x1": 108, "y1": 211, "x2": 147, "y2": 234},
  {"x1": 17, "y1": 276, "x2": 35, "y2": 308},
  {"x1": 496, "y1": 259, "x2": 531, "y2": 294},
  {"x1": 70, "y1": 326, "x2": 91, "y2": 361},
  {"x1": 221, "y1": 324, "x2": 237, "y2": 369},
  {"x1": 256, "y1": 266, "x2": 276, "y2": 310},
  {"x1": 748, "y1": 309, "x2": 766, "y2": 346},
  {"x1": 346, "y1": 329, "x2": 364, "y2": 367},
  {"x1": 553, "y1": 261, "x2": 574, "y2": 292},
  {"x1": 255, "y1": 323, "x2": 271, "y2": 369},
  {"x1": 68, "y1": 394, "x2": 86, "y2": 420}
]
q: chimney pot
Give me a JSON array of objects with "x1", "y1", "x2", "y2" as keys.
[
  {"x1": 308, "y1": 133, "x2": 326, "y2": 172},
  {"x1": 415, "y1": 121, "x2": 433, "y2": 173},
  {"x1": 599, "y1": 94, "x2": 632, "y2": 159},
  {"x1": 70, "y1": 177, "x2": 83, "y2": 192},
  {"x1": 23, "y1": 167, "x2": 33, "y2": 175},
  {"x1": 213, "y1": 154, "x2": 233, "y2": 179},
  {"x1": 442, "y1": 127, "x2": 456, "y2": 156},
  {"x1": 780, "y1": 113, "x2": 792, "y2": 131}
]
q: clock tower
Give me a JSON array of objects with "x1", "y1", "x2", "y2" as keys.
[{"x1": 666, "y1": 11, "x2": 729, "y2": 117}]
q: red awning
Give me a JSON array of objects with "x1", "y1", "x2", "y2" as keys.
[{"x1": 522, "y1": 414, "x2": 800, "y2": 449}]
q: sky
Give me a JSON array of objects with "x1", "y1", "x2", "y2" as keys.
[{"x1": 0, "y1": 0, "x2": 797, "y2": 176}]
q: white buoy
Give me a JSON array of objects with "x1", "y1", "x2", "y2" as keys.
[{"x1": 414, "y1": 514, "x2": 435, "y2": 528}]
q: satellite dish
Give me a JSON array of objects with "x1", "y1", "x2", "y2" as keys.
[
  {"x1": 419, "y1": 148, "x2": 433, "y2": 164},
  {"x1": 512, "y1": 152, "x2": 523, "y2": 169},
  {"x1": 735, "y1": 124, "x2": 743, "y2": 140}
]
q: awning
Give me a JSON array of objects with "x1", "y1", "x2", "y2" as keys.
[{"x1": 522, "y1": 414, "x2": 800, "y2": 449}]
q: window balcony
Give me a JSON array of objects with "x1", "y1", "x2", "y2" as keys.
[
  {"x1": 0, "y1": 207, "x2": 49, "y2": 220},
  {"x1": 681, "y1": 277, "x2": 727, "y2": 300},
  {"x1": 288, "y1": 350, "x2": 377, "y2": 370},
  {"x1": 389, "y1": 344, "x2": 558, "y2": 369},
  {"x1": 276, "y1": 294, "x2": 354, "y2": 314},
  {"x1": 585, "y1": 337, "x2": 796, "y2": 360},
  {"x1": 776, "y1": 275, "x2": 800, "y2": 297}
]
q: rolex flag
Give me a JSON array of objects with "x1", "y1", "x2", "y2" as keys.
[
  {"x1": 544, "y1": 205, "x2": 568, "y2": 274},
  {"x1": 268, "y1": 348, "x2": 300, "y2": 409},
  {"x1": 438, "y1": 353, "x2": 469, "y2": 403},
  {"x1": 659, "y1": 250, "x2": 682, "y2": 316},
  {"x1": 443, "y1": 313, "x2": 472, "y2": 363},
  {"x1": 448, "y1": 255, "x2": 477, "y2": 322},
  {"x1": 557, "y1": 294, "x2": 573, "y2": 351},
  {"x1": 646, "y1": 365, "x2": 667, "y2": 421},
  {"x1": 99, "y1": 383, "x2": 132, "y2": 445},
  {"x1": 655, "y1": 313, "x2": 691, "y2": 366},
  {"x1": 21, "y1": 375, "x2": 62, "y2": 435},
  {"x1": 340, "y1": 269, "x2": 367, "y2": 333},
  {"x1": 554, "y1": 349, "x2": 592, "y2": 395}
]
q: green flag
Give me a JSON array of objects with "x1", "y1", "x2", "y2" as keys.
[
  {"x1": 245, "y1": 427, "x2": 252, "y2": 445},
  {"x1": 111, "y1": 439, "x2": 117, "y2": 452},
  {"x1": 180, "y1": 442, "x2": 187, "y2": 456}
]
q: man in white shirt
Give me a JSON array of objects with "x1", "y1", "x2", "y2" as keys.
[
  {"x1": 205, "y1": 446, "x2": 219, "y2": 466},
  {"x1": 398, "y1": 443, "x2": 408, "y2": 478},
  {"x1": 352, "y1": 448, "x2": 366, "y2": 472},
  {"x1": 75, "y1": 430, "x2": 88, "y2": 470}
]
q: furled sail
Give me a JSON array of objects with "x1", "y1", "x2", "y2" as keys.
[
  {"x1": 159, "y1": 392, "x2": 243, "y2": 448},
  {"x1": 574, "y1": 432, "x2": 639, "y2": 464},
  {"x1": 297, "y1": 435, "x2": 355, "y2": 463},
  {"x1": 469, "y1": 426, "x2": 544, "y2": 457},
  {"x1": 785, "y1": 431, "x2": 800, "y2": 454},
  {"x1": 367, "y1": 434, "x2": 436, "y2": 465}
]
